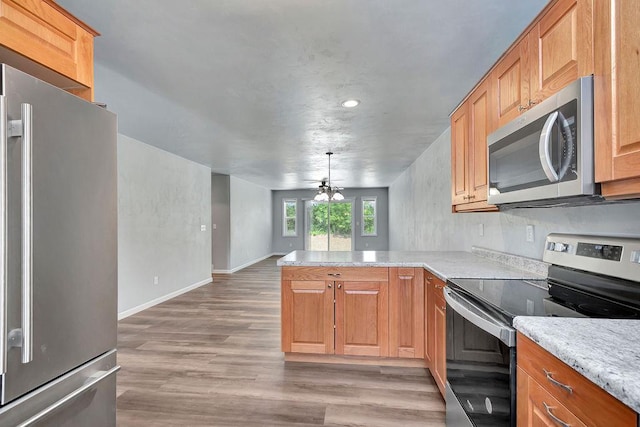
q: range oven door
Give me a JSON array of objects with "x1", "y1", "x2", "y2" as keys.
[{"x1": 444, "y1": 287, "x2": 517, "y2": 427}]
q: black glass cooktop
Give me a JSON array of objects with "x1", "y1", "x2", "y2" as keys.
[
  {"x1": 447, "y1": 274, "x2": 640, "y2": 322},
  {"x1": 446, "y1": 278, "x2": 550, "y2": 323}
]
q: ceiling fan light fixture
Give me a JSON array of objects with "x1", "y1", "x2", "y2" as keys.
[
  {"x1": 341, "y1": 99, "x2": 360, "y2": 108},
  {"x1": 314, "y1": 190, "x2": 329, "y2": 202},
  {"x1": 312, "y1": 152, "x2": 346, "y2": 202}
]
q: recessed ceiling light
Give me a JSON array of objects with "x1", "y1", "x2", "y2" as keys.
[{"x1": 341, "y1": 99, "x2": 360, "y2": 108}]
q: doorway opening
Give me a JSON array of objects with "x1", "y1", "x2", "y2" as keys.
[{"x1": 304, "y1": 200, "x2": 353, "y2": 251}]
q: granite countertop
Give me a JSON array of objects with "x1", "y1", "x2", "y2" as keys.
[
  {"x1": 276, "y1": 250, "x2": 547, "y2": 281},
  {"x1": 514, "y1": 317, "x2": 640, "y2": 413}
]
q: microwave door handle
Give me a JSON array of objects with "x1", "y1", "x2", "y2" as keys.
[
  {"x1": 556, "y1": 112, "x2": 574, "y2": 180},
  {"x1": 539, "y1": 111, "x2": 559, "y2": 182}
]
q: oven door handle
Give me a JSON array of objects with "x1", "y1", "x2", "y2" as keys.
[{"x1": 443, "y1": 287, "x2": 516, "y2": 347}]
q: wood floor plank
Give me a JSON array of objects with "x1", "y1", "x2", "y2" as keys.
[{"x1": 116, "y1": 256, "x2": 445, "y2": 426}]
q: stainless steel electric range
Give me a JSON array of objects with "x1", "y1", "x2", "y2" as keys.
[{"x1": 444, "y1": 233, "x2": 640, "y2": 427}]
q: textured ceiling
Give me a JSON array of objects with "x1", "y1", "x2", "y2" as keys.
[{"x1": 57, "y1": 0, "x2": 549, "y2": 190}]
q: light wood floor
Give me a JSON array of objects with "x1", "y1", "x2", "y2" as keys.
[{"x1": 116, "y1": 256, "x2": 446, "y2": 426}]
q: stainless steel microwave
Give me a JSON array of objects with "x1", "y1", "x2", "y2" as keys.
[{"x1": 487, "y1": 76, "x2": 597, "y2": 207}]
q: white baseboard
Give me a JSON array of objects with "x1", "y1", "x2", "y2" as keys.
[
  {"x1": 212, "y1": 252, "x2": 285, "y2": 274},
  {"x1": 117, "y1": 277, "x2": 212, "y2": 320}
]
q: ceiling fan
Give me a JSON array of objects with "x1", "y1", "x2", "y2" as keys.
[{"x1": 311, "y1": 152, "x2": 344, "y2": 201}]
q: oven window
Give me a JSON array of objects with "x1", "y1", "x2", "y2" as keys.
[
  {"x1": 446, "y1": 307, "x2": 515, "y2": 427},
  {"x1": 489, "y1": 99, "x2": 578, "y2": 195}
]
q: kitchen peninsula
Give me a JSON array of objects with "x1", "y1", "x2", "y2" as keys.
[{"x1": 277, "y1": 249, "x2": 547, "y2": 396}]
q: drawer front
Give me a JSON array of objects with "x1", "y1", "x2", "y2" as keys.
[
  {"x1": 517, "y1": 333, "x2": 636, "y2": 426},
  {"x1": 519, "y1": 367, "x2": 588, "y2": 427},
  {"x1": 281, "y1": 266, "x2": 388, "y2": 282}
]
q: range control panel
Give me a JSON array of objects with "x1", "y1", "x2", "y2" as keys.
[
  {"x1": 543, "y1": 233, "x2": 640, "y2": 282},
  {"x1": 576, "y1": 243, "x2": 623, "y2": 261}
]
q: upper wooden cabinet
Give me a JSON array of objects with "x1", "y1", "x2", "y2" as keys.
[
  {"x1": 388, "y1": 267, "x2": 424, "y2": 359},
  {"x1": 451, "y1": 79, "x2": 497, "y2": 212},
  {"x1": 529, "y1": 0, "x2": 593, "y2": 105},
  {"x1": 594, "y1": 0, "x2": 640, "y2": 199},
  {"x1": 493, "y1": 0, "x2": 593, "y2": 126},
  {"x1": 494, "y1": 37, "x2": 530, "y2": 128},
  {"x1": 0, "y1": 0, "x2": 98, "y2": 101},
  {"x1": 452, "y1": 0, "x2": 600, "y2": 211}
]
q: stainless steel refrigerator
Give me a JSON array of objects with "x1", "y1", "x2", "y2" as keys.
[{"x1": 0, "y1": 64, "x2": 118, "y2": 426}]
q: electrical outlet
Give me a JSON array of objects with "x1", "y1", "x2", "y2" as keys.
[
  {"x1": 153, "y1": 276, "x2": 159, "y2": 285},
  {"x1": 526, "y1": 225, "x2": 535, "y2": 243},
  {"x1": 479, "y1": 223, "x2": 484, "y2": 237},
  {"x1": 200, "y1": 224, "x2": 207, "y2": 231}
]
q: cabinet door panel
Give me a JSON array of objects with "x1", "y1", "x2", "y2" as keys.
[
  {"x1": 469, "y1": 79, "x2": 493, "y2": 202},
  {"x1": 451, "y1": 103, "x2": 469, "y2": 205},
  {"x1": 494, "y1": 39, "x2": 529, "y2": 128},
  {"x1": 282, "y1": 280, "x2": 333, "y2": 354},
  {"x1": 335, "y1": 281, "x2": 388, "y2": 357},
  {"x1": 433, "y1": 291, "x2": 447, "y2": 397},
  {"x1": 594, "y1": 0, "x2": 640, "y2": 193},
  {"x1": 424, "y1": 275, "x2": 433, "y2": 368},
  {"x1": 530, "y1": 0, "x2": 593, "y2": 103},
  {"x1": 389, "y1": 268, "x2": 424, "y2": 358}
]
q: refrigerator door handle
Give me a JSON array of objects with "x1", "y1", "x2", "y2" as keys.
[
  {"x1": 16, "y1": 365, "x2": 120, "y2": 427},
  {"x1": 20, "y1": 103, "x2": 33, "y2": 364},
  {"x1": 0, "y1": 95, "x2": 7, "y2": 374},
  {"x1": 7, "y1": 103, "x2": 34, "y2": 364}
]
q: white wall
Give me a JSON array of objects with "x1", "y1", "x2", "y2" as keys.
[
  {"x1": 389, "y1": 128, "x2": 640, "y2": 259},
  {"x1": 228, "y1": 176, "x2": 273, "y2": 270},
  {"x1": 118, "y1": 134, "x2": 212, "y2": 317}
]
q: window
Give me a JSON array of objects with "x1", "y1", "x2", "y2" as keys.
[
  {"x1": 361, "y1": 197, "x2": 377, "y2": 236},
  {"x1": 283, "y1": 199, "x2": 297, "y2": 236}
]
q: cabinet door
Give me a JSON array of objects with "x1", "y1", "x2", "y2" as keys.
[
  {"x1": 594, "y1": 0, "x2": 640, "y2": 198},
  {"x1": 468, "y1": 79, "x2": 494, "y2": 203},
  {"x1": 433, "y1": 287, "x2": 447, "y2": 398},
  {"x1": 424, "y1": 275, "x2": 434, "y2": 368},
  {"x1": 517, "y1": 368, "x2": 588, "y2": 427},
  {"x1": 389, "y1": 268, "x2": 424, "y2": 359},
  {"x1": 335, "y1": 281, "x2": 388, "y2": 357},
  {"x1": 281, "y1": 280, "x2": 334, "y2": 354},
  {"x1": 0, "y1": 0, "x2": 95, "y2": 99},
  {"x1": 530, "y1": 0, "x2": 594, "y2": 104},
  {"x1": 451, "y1": 102, "x2": 469, "y2": 205},
  {"x1": 494, "y1": 38, "x2": 530, "y2": 128}
]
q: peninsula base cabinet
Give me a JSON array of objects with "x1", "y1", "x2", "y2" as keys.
[
  {"x1": 281, "y1": 267, "x2": 389, "y2": 357},
  {"x1": 281, "y1": 266, "x2": 428, "y2": 361},
  {"x1": 517, "y1": 333, "x2": 637, "y2": 427}
]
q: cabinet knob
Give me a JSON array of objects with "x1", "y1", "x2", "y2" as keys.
[
  {"x1": 328, "y1": 273, "x2": 341, "y2": 277},
  {"x1": 328, "y1": 284, "x2": 332, "y2": 289},
  {"x1": 435, "y1": 284, "x2": 444, "y2": 289},
  {"x1": 518, "y1": 105, "x2": 528, "y2": 112},
  {"x1": 528, "y1": 99, "x2": 540, "y2": 107},
  {"x1": 337, "y1": 284, "x2": 342, "y2": 289}
]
